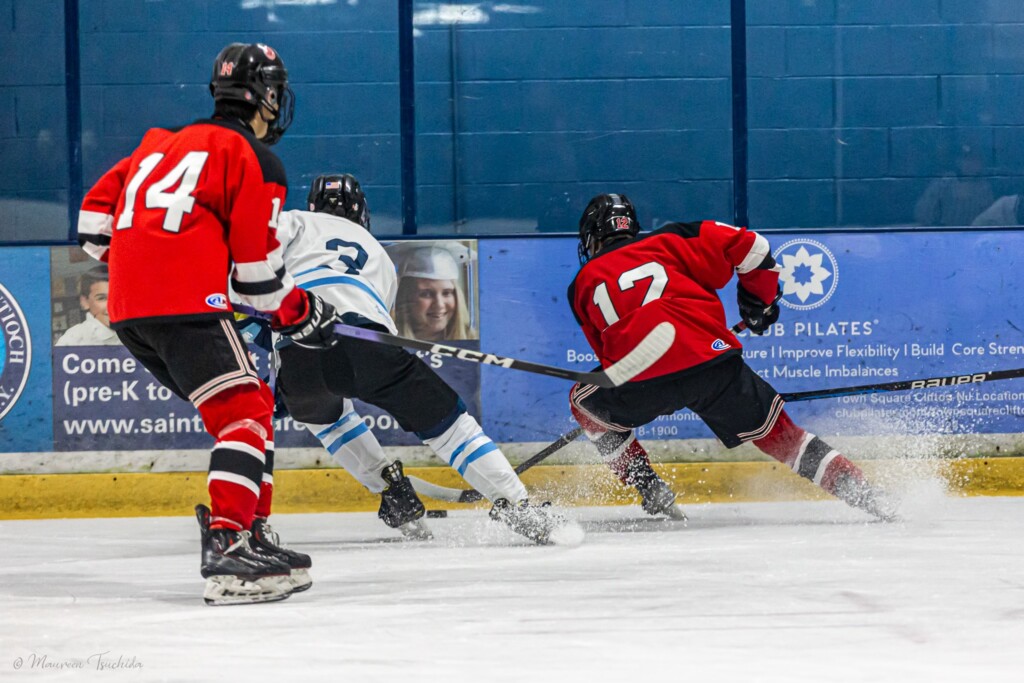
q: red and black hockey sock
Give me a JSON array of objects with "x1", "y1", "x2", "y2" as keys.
[
  {"x1": 255, "y1": 445, "x2": 274, "y2": 520},
  {"x1": 254, "y1": 383, "x2": 276, "y2": 520},
  {"x1": 607, "y1": 438, "x2": 658, "y2": 488},
  {"x1": 569, "y1": 383, "x2": 655, "y2": 486},
  {"x1": 752, "y1": 409, "x2": 865, "y2": 494},
  {"x1": 198, "y1": 385, "x2": 274, "y2": 530}
]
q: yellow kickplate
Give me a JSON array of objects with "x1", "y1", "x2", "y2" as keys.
[{"x1": 0, "y1": 458, "x2": 1020, "y2": 520}]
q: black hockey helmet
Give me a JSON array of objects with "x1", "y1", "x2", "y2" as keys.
[
  {"x1": 307, "y1": 173, "x2": 371, "y2": 231},
  {"x1": 210, "y1": 42, "x2": 294, "y2": 145},
  {"x1": 577, "y1": 193, "x2": 639, "y2": 264}
]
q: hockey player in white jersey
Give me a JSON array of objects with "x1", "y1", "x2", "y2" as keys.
[{"x1": 265, "y1": 174, "x2": 572, "y2": 544}]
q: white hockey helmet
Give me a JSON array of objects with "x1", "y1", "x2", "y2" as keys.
[{"x1": 391, "y1": 243, "x2": 472, "y2": 280}]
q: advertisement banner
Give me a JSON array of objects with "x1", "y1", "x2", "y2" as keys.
[
  {"x1": 3, "y1": 230, "x2": 1024, "y2": 457},
  {"x1": 0, "y1": 248, "x2": 53, "y2": 453},
  {"x1": 47, "y1": 239, "x2": 481, "y2": 452},
  {"x1": 479, "y1": 231, "x2": 1024, "y2": 442}
]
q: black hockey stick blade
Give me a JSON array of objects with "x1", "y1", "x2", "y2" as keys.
[{"x1": 780, "y1": 366, "x2": 1024, "y2": 402}]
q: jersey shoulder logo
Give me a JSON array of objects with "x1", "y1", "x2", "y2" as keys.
[
  {"x1": 711, "y1": 339, "x2": 731, "y2": 351},
  {"x1": 0, "y1": 283, "x2": 32, "y2": 422},
  {"x1": 773, "y1": 238, "x2": 839, "y2": 311},
  {"x1": 205, "y1": 293, "x2": 228, "y2": 309}
]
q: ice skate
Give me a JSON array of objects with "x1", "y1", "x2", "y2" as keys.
[
  {"x1": 833, "y1": 474, "x2": 899, "y2": 522},
  {"x1": 378, "y1": 460, "x2": 427, "y2": 529},
  {"x1": 489, "y1": 498, "x2": 567, "y2": 545},
  {"x1": 636, "y1": 477, "x2": 688, "y2": 522},
  {"x1": 625, "y1": 457, "x2": 687, "y2": 522},
  {"x1": 195, "y1": 505, "x2": 293, "y2": 606},
  {"x1": 250, "y1": 516, "x2": 313, "y2": 592}
]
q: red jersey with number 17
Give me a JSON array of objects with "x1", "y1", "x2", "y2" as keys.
[
  {"x1": 567, "y1": 221, "x2": 780, "y2": 382},
  {"x1": 77, "y1": 118, "x2": 294, "y2": 327}
]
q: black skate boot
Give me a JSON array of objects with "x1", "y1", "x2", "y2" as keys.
[
  {"x1": 625, "y1": 458, "x2": 687, "y2": 521},
  {"x1": 250, "y1": 517, "x2": 313, "y2": 592},
  {"x1": 195, "y1": 504, "x2": 293, "y2": 606},
  {"x1": 378, "y1": 461, "x2": 431, "y2": 539},
  {"x1": 832, "y1": 474, "x2": 899, "y2": 522},
  {"x1": 489, "y1": 498, "x2": 566, "y2": 545}
]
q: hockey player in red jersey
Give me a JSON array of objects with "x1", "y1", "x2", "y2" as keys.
[
  {"x1": 76, "y1": 43, "x2": 338, "y2": 605},
  {"x1": 567, "y1": 193, "x2": 895, "y2": 521}
]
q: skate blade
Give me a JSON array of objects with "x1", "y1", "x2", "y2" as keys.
[
  {"x1": 203, "y1": 574, "x2": 293, "y2": 606},
  {"x1": 289, "y1": 568, "x2": 313, "y2": 593},
  {"x1": 662, "y1": 504, "x2": 688, "y2": 523},
  {"x1": 398, "y1": 519, "x2": 434, "y2": 541},
  {"x1": 867, "y1": 507, "x2": 901, "y2": 523}
]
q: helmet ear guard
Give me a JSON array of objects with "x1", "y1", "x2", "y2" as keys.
[
  {"x1": 577, "y1": 193, "x2": 639, "y2": 264},
  {"x1": 307, "y1": 173, "x2": 371, "y2": 231}
]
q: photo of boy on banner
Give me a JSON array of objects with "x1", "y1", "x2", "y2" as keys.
[{"x1": 50, "y1": 247, "x2": 120, "y2": 347}]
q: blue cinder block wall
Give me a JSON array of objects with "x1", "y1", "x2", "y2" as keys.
[
  {"x1": 1, "y1": 0, "x2": 1022, "y2": 241},
  {"x1": 748, "y1": 0, "x2": 1024, "y2": 228},
  {"x1": 0, "y1": 0, "x2": 69, "y2": 241}
]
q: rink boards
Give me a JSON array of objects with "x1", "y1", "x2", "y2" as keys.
[
  {"x1": 2, "y1": 230, "x2": 1024, "y2": 515},
  {"x1": 1, "y1": 457, "x2": 1022, "y2": 519}
]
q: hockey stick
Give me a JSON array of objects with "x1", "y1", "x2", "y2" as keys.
[
  {"x1": 778, "y1": 366, "x2": 1024, "y2": 402},
  {"x1": 410, "y1": 332, "x2": 1024, "y2": 503},
  {"x1": 231, "y1": 303, "x2": 674, "y2": 389},
  {"x1": 409, "y1": 321, "x2": 748, "y2": 504},
  {"x1": 408, "y1": 427, "x2": 586, "y2": 504},
  {"x1": 328, "y1": 320, "x2": 674, "y2": 388}
]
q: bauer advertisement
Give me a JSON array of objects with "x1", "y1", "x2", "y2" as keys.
[{"x1": 0, "y1": 231, "x2": 1023, "y2": 455}]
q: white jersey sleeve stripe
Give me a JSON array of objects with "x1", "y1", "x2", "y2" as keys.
[{"x1": 736, "y1": 232, "x2": 772, "y2": 274}]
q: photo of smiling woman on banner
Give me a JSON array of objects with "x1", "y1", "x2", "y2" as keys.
[{"x1": 386, "y1": 241, "x2": 479, "y2": 342}]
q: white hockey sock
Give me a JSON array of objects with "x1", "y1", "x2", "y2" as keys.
[
  {"x1": 422, "y1": 413, "x2": 527, "y2": 504},
  {"x1": 303, "y1": 400, "x2": 391, "y2": 494}
]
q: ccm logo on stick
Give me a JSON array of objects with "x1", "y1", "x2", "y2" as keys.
[
  {"x1": 910, "y1": 374, "x2": 987, "y2": 389},
  {"x1": 430, "y1": 344, "x2": 515, "y2": 368}
]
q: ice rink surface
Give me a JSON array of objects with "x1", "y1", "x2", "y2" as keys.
[{"x1": 2, "y1": 493, "x2": 1022, "y2": 682}]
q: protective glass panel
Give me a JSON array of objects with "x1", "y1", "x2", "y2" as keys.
[
  {"x1": 413, "y1": 1, "x2": 734, "y2": 235},
  {"x1": 747, "y1": 0, "x2": 1024, "y2": 229},
  {"x1": 77, "y1": 1, "x2": 405, "y2": 235},
  {"x1": 0, "y1": 0, "x2": 69, "y2": 242}
]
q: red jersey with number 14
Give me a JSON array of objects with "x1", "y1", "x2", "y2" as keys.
[
  {"x1": 568, "y1": 221, "x2": 780, "y2": 382},
  {"x1": 77, "y1": 118, "x2": 293, "y2": 327}
]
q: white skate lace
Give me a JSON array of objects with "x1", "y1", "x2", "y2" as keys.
[{"x1": 224, "y1": 530, "x2": 252, "y2": 555}]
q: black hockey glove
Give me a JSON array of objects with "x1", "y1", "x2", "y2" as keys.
[
  {"x1": 737, "y1": 284, "x2": 781, "y2": 335},
  {"x1": 276, "y1": 291, "x2": 338, "y2": 349}
]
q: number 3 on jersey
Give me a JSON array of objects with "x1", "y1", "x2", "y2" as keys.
[
  {"x1": 593, "y1": 262, "x2": 669, "y2": 327},
  {"x1": 326, "y1": 238, "x2": 368, "y2": 274}
]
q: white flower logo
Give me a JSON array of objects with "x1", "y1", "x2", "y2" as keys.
[
  {"x1": 773, "y1": 239, "x2": 839, "y2": 310},
  {"x1": 780, "y1": 246, "x2": 832, "y2": 302}
]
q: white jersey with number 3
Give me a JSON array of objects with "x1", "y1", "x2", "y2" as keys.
[{"x1": 276, "y1": 210, "x2": 397, "y2": 333}]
